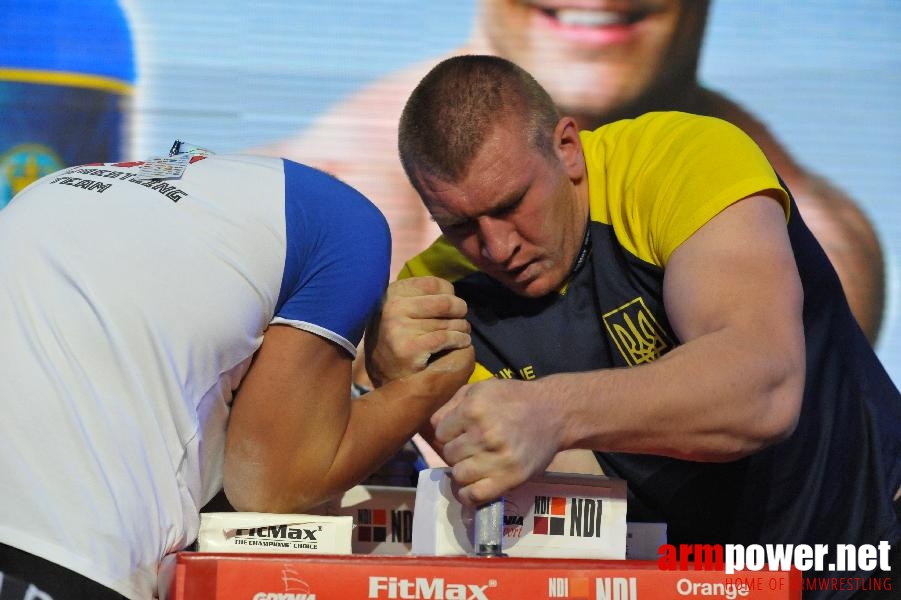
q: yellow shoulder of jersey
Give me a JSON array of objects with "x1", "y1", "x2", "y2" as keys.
[
  {"x1": 398, "y1": 235, "x2": 478, "y2": 282},
  {"x1": 579, "y1": 111, "x2": 789, "y2": 267}
]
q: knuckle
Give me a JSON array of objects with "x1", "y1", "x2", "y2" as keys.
[
  {"x1": 468, "y1": 482, "x2": 496, "y2": 506},
  {"x1": 422, "y1": 293, "x2": 449, "y2": 315},
  {"x1": 481, "y1": 428, "x2": 504, "y2": 451},
  {"x1": 433, "y1": 294, "x2": 453, "y2": 314},
  {"x1": 461, "y1": 400, "x2": 485, "y2": 422},
  {"x1": 430, "y1": 276, "x2": 454, "y2": 294},
  {"x1": 386, "y1": 280, "x2": 409, "y2": 297},
  {"x1": 416, "y1": 276, "x2": 443, "y2": 294},
  {"x1": 451, "y1": 463, "x2": 475, "y2": 486},
  {"x1": 442, "y1": 440, "x2": 461, "y2": 463}
]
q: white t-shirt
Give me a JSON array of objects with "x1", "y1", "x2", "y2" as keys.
[{"x1": 0, "y1": 154, "x2": 389, "y2": 598}]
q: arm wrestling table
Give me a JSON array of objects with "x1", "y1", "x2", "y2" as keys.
[{"x1": 165, "y1": 552, "x2": 801, "y2": 599}]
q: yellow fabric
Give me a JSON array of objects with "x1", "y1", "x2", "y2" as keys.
[
  {"x1": 579, "y1": 111, "x2": 790, "y2": 267},
  {"x1": 469, "y1": 362, "x2": 494, "y2": 384},
  {"x1": 398, "y1": 235, "x2": 477, "y2": 282},
  {"x1": 0, "y1": 68, "x2": 134, "y2": 95}
]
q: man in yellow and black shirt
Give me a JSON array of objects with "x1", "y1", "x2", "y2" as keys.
[{"x1": 365, "y1": 55, "x2": 901, "y2": 599}]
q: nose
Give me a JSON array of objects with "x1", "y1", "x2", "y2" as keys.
[{"x1": 478, "y1": 217, "x2": 519, "y2": 265}]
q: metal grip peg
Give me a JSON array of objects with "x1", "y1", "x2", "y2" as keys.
[{"x1": 473, "y1": 497, "x2": 506, "y2": 557}]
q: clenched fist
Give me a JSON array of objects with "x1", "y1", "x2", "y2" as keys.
[{"x1": 366, "y1": 276, "x2": 472, "y2": 387}]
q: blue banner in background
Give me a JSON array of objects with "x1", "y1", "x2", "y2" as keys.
[{"x1": 0, "y1": 0, "x2": 135, "y2": 207}]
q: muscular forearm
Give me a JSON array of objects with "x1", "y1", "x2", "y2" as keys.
[
  {"x1": 541, "y1": 327, "x2": 805, "y2": 461},
  {"x1": 226, "y1": 346, "x2": 473, "y2": 514},
  {"x1": 432, "y1": 329, "x2": 804, "y2": 506},
  {"x1": 310, "y1": 350, "x2": 473, "y2": 507}
]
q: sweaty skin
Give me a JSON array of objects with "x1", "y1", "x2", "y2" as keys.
[{"x1": 256, "y1": 1, "x2": 883, "y2": 342}]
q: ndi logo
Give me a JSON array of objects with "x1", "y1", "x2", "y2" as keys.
[
  {"x1": 595, "y1": 577, "x2": 637, "y2": 600},
  {"x1": 533, "y1": 496, "x2": 603, "y2": 538},
  {"x1": 548, "y1": 576, "x2": 590, "y2": 599},
  {"x1": 357, "y1": 508, "x2": 414, "y2": 543}
]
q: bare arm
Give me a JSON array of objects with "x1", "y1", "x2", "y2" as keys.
[
  {"x1": 433, "y1": 194, "x2": 806, "y2": 504},
  {"x1": 223, "y1": 323, "x2": 474, "y2": 513}
]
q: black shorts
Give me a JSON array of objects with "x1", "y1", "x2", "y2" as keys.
[{"x1": 0, "y1": 544, "x2": 126, "y2": 600}]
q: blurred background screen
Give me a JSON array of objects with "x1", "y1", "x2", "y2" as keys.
[{"x1": 4, "y1": 1, "x2": 899, "y2": 383}]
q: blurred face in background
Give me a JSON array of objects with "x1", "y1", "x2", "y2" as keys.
[{"x1": 471, "y1": 0, "x2": 710, "y2": 122}]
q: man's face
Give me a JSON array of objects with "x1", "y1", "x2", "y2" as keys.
[
  {"x1": 416, "y1": 119, "x2": 588, "y2": 298},
  {"x1": 475, "y1": 0, "x2": 707, "y2": 120}
]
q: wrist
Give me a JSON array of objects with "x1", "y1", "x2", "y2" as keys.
[{"x1": 534, "y1": 373, "x2": 580, "y2": 450}]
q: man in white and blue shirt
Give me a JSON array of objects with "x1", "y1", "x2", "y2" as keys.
[{"x1": 0, "y1": 149, "x2": 474, "y2": 599}]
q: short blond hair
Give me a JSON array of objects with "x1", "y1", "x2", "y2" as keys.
[{"x1": 398, "y1": 55, "x2": 560, "y2": 191}]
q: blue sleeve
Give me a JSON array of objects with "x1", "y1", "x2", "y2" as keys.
[{"x1": 274, "y1": 160, "x2": 390, "y2": 356}]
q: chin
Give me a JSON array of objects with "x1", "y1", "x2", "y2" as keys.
[
  {"x1": 484, "y1": 263, "x2": 564, "y2": 297},
  {"x1": 513, "y1": 277, "x2": 561, "y2": 299}
]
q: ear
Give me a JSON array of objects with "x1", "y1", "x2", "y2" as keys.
[{"x1": 553, "y1": 116, "x2": 585, "y2": 182}]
